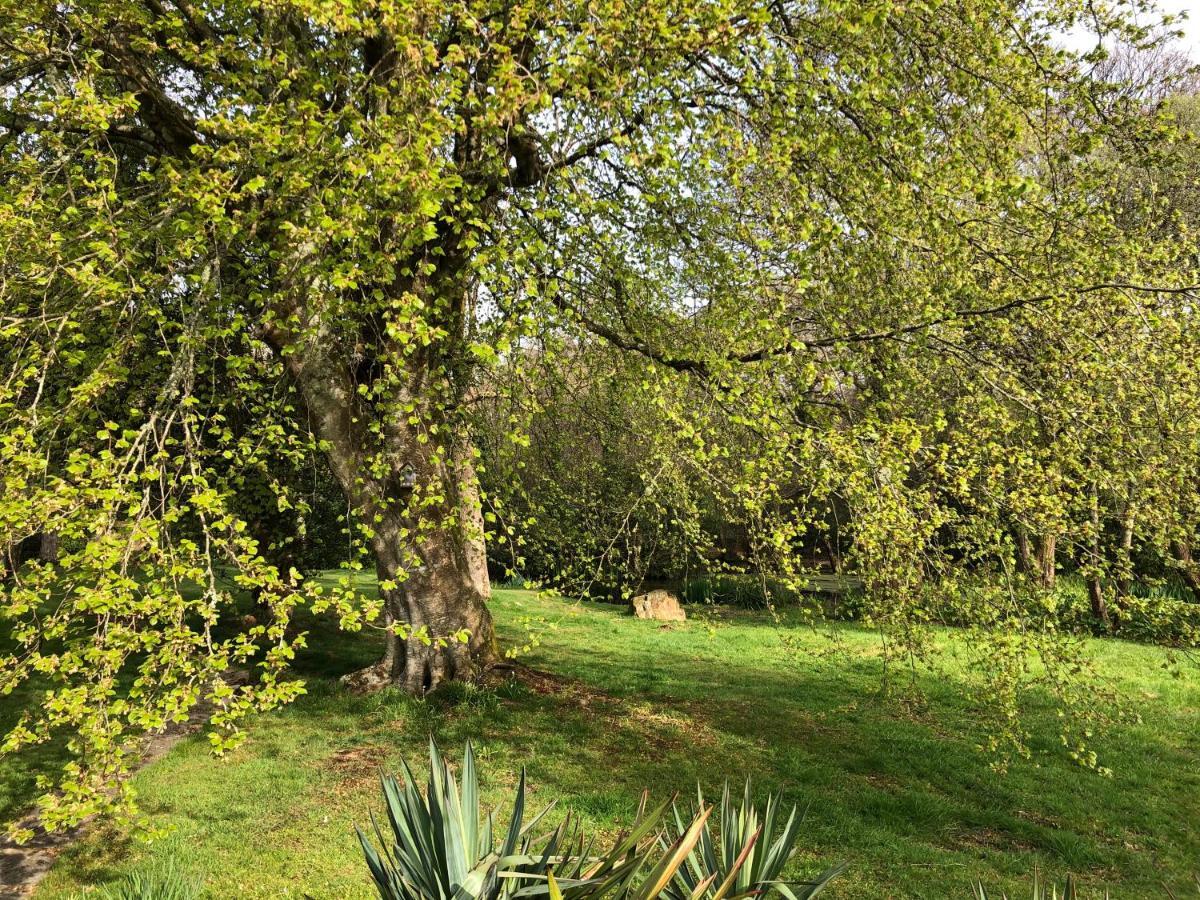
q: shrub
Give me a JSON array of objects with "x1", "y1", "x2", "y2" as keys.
[
  {"x1": 973, "y1": 870, "x2": 1200, "y2": 899},
  {"x1": 681, "y1": 575, "x2": 807, "y2": 609},
  {"x1": 358, "y1": 740, "x2": 845, "y2": 899},
  {"x1": 660, "y1": 781, "x2": 845, "y2": 899},
  {"x1": 91, "y1": 860, "x2": 201, "y2": 900},
  {"x1": 1053, "y1": 575, "x2": 1200, "y2": 644}
]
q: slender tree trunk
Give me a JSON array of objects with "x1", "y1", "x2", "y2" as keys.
[
  {"x1": 1035, "y1": 532, "x2": 1056, "y2": 590},
  {"x1": 1115, "y1": 504, "x2": 1135, "y2": 599},
  {"x1": 38, "y1": 531, "x2": 59, "y2": 563},
  {"x1": 1015, "y1": 526, "x2": 1034, "y2": 575},
  {"x1": 1, "y1": 541, "x2": 15, "y2": 581},
  {"x1": 1086, "y1": 490, "x2": 1110, "y2": 629},
  {"x1": 1173, "y1": 540, "x2": 1200, "y2": 603},
  {"x1": 1087, "y1": 575, "x2": 1109, "y2": 627}
]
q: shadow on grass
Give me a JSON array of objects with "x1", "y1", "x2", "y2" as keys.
[
  {"x1": 18, "y1": 589, "x2": 1200, "y2": 898},
  {"x1": 274, "y1": 598, "x2": 1193, "y2": 894}
]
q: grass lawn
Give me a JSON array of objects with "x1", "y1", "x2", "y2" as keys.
[{"x1": 17, "y1": 583, "x2": 1200, "y2": 898}]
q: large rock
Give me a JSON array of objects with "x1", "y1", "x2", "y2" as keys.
[{"x1": 629, "y1": 589, "x2": 686, "y2": 622}]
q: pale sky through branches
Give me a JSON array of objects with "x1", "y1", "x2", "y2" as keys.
[{"x1": 1059, "y1": 0, "x2": 1198, "y2": 56}]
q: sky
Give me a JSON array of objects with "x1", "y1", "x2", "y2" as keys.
[
  {"x1": 1059, "y1": 0, "x2": 1199, "y2": 57},
  {"x1": 1149, "y1": 0, "x2": 1199, "y2": 52}
]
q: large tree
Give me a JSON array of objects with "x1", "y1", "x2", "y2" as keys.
[{"x1": 2, "y1": 0, "x2": 1197, "y2": 828}]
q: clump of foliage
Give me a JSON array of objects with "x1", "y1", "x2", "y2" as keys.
[
  {"x1": 89, "y1": 860, "x2": 202, "y2": 900},
  {"x1": 660, "y1": 781, "x2": 845, "y2": 899},
  {"x1": 680, "y1": 576, "x2": 802, "y2": 610},
  {"x1": 973, "y1": 870, "x2": 1200, "y2": 899},
  {"x1": 358, "y1": 740, "x2": 843, "y2": 899}
]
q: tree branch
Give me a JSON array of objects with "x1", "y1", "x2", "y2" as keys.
[{"x1": 563, "y1": 280, "x2": 1200, "y2": 376}]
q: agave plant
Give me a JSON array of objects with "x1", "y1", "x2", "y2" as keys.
[
  {"x1": 972, "y1": 871, "x2": 1083, "y2": 900},
  {"x1": 358, "y1": 738, "x2": 705, "y2": 899},
  {"x1": 359, "y1": 738, "x2": 561, "y2": 899},
  {"x1": 1166, "y1": 876, "x2": 1200, "y2": 900},
  {"x1": 658, "y1": 781, "x2": 845, "y2": 900},
  {"x1": 544, "y1": 803, "x2": 722, "y2": 900},
  {"x1": 359, "y1": 740, "x2": 842, "y2": 899}
]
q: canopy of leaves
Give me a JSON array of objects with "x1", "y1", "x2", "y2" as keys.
[{"x1": 1, "y1": 0, "x2": 1198, "y2": 832}]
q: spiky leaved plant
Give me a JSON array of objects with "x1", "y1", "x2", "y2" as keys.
[
  {"x1": 93, "y1": 860, "x2": 201, "y2": 900},
  {"x1": 659, "y1": 781, "x2": 845, "y2": 900},
  {"x1": 358, "y1": 738, "x2": 702, "y2": 900},
  {"x1": 359, "y1": 738, "x2": 564, "y2": 899},
  {"x1": 1166, "y1": 877, "x2": 1200, "y2": 900},
  {"x1": 973, "y1": 870, "x2": 1099, "y2": 900}
]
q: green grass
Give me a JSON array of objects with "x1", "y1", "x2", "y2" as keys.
[{"x1": 14, "y1": 583, "x2": 1200, "y2": 898}]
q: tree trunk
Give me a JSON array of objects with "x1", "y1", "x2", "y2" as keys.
[
  {"x1": 1035, "y1": 532, "x2": 1056, "y2": 590},
  {"x1": 1087, "y1": 575, "x2": 1109, "y2": 628},
  {"x1": 1086, "y1": 490, "x2": 1110, "y2": 629},
  {"x1": 1, "y1": 541, "x2": 15, "y2": 581},
  {"x1": 1173, "y1": 540, "x2": 1200, "y2": 603},
  {"x1": 38, "y1": 531, "x2": 59, "y2": 563},
  {"x1": 342, "y1": 444, "x2": 496, "y2": 694},
  {"x1": 2, "y1": 533, "x2": 40, "y2": 579},
  {"x1": 1115, "y1": 505, "x2": 1135, "y2": 599},
  {"x1": 263, "y1": 312, "x2": 498, "y2": 696},
  {"x1": 456, "y1": 448, "x2": 493, "y2": 603},
  {"x1": 1015, "y1": 526, "x2": 1034, "y2": 575}
]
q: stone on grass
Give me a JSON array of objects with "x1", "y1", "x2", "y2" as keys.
[{"x1": 629, "y1": 589, "x2": 686, "y2": 622}]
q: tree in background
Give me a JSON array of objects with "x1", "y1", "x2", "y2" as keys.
[{"x1": 1, "y1": 0, "x2": 1197, "y2": 830}]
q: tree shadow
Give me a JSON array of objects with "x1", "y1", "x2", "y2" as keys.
[{"x1": 15, "y1": 590, "x2": 1199, "y2": 898}]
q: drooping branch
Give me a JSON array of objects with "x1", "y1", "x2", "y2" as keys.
[
  {"x1": 560, "y1": 280, "x2": 1200, "y2": 378},
  {"x1": 0, "y1": 108, "x2": 161, "y2": 152},
  {"x1": 740, "y1": 281, "x2": 1200, "y2": 360}
]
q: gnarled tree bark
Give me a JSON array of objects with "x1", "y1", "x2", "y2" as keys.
[
  {"x1": 344, "y1": 445, "x2": 497, "y2": 695},
  {"x1": 262, "y1": 301, "x2": 498, "y2": 695}
]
